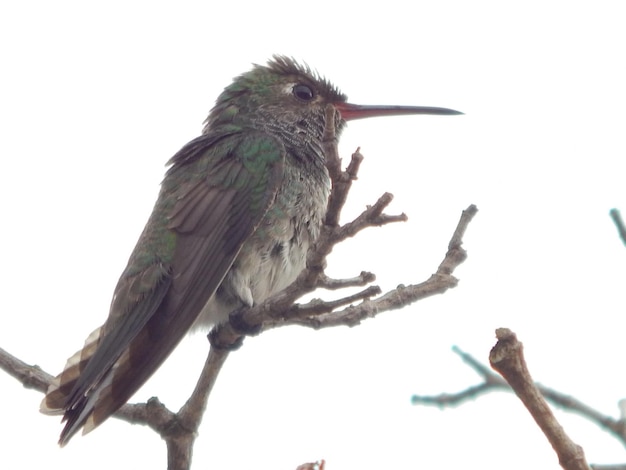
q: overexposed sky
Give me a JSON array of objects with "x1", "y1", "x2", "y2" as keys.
[{"x1": 1, "y1": 1, "x2": 626, "y2": 469}]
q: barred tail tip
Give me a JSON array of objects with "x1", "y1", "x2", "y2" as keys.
[{"x1": 39, "y1": 327, "x2": 103, "y2": 416}]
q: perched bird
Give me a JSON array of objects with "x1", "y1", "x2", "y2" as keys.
[{"x1": 40, "y1": 56, "x2": 461, "y2": 445}]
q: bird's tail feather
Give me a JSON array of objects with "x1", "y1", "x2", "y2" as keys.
[{"x1": 40, "y1": 326, "x2": 103, "y2": 415}]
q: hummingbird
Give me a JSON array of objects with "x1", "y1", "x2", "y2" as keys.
[{"x1": 40, "y1": 56, "x2": 461, "y2": 445}]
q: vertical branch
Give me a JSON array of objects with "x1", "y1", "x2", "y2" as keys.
[
  {"x1": 161, "y1": 348, "x2": 230, "y2": 470},
  {"x1": 322, "y1": 104, "x2": 363, "y2": 228},
  {"x1": 178, "y1": 348, "x2": 230, "y2": 429},
  {"x1": 490, "y1": 328, "x2": 591, "y2": 470}
]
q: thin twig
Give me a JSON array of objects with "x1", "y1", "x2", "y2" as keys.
[{"x1": 610, "y1": 209, "x2": 626, "y2": 247}]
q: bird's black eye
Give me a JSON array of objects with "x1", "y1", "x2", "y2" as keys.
[{"x1": 293, "y1": 84, "x2": 315, "y2": 102}]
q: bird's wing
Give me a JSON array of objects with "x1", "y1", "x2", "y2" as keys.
[{"x1": 41, "y1": 131, "x2": 285, "y2": 445}]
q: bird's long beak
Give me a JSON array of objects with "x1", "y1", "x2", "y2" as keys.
[{"x1": 335, "y1": 102, "x2": 463, "y2": 121}]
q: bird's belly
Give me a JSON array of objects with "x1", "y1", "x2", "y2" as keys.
[
  {"x1": 193, "y1": 198, "x2": 327, "y2": 329},
  {"x1": 193, "y1": 226, "x2": 311, "y2": 328},
  {"x1": 193, "y1": 160, "x2": 329, "y2": 329}
]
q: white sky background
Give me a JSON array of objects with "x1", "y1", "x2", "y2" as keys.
[{"x1": 1, "y1": 1, "x2": 626, "y2": 468}]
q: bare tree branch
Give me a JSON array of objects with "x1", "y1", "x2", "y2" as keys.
[
  {"x1": 0, "y1": 346, "x2": 52, "y2": 393},
  {"x1": 413, "y1": 346, "x2": 626, "y2": 450},
  {"x1": 416, "y1": 339, "x2": 626, "y2": 468},
  {"x1": 610, "y1": 209, "x2": 626, "y2": 246},
  {"x1": 411, "y1": 346, "x2": 510, "y2": 407},
  {"x1": 296, "y1": 460, "x2": 325, "y2": 470},
  {"x1": 490, "y1": 328, "x2": 591, "y2": 470},
  {"x1": 0, "y1": 105, "x2": 475, "y2": 469},
  {"x1": 317, "y1": 271, "x2": 376, "y2": 290}
]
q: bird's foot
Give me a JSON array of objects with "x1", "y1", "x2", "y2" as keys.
[
  {"x1": 228, "y1": 308, "x2": 263, "y2": 336},
  {"x1": 207, "y1": 307, "x2": 263, "y2": 351}
]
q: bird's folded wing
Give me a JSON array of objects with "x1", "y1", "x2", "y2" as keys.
[{"x1": 41, "y1": 131, "x2": 285, "y2": 445}]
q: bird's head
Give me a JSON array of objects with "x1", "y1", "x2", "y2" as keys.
[{"x1": 204, "y1": 55, "x2": 461, "y2": 142}]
